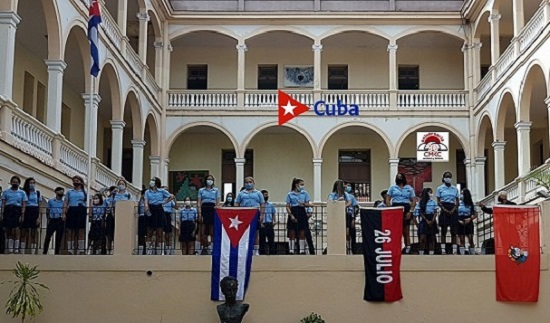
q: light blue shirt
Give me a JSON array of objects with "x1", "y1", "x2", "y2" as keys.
[
  {"x1": 286, "y1": 190, "x2": 311, "y2": 207},
  {"x1": 413, "y1": 200, "x2": 438, "y2": 216},
  {"x1": 236, "y1": 190, "x2": 264, "y2": 207},
  {"x1": 113, "y1": 191, "x2": 132, "y2": 207},
  {"x1": 66, "y1": 188, "x2": 86, "y2": 207},
  {"x1": 1, "y1": 188, "x2": 28, "y2": 206},
  {"x1": 145, "y1": 188, "x2": 171, "y2": 206},
  {"x1": 263, "y1": 202, "x2": 276, "y2": 223},
  {"x1": 458, "y1": 201, "x2": 476, "y2": 218},
  {"x1": 180, "y1": 207, "x2": 198, "y2": 221},
  {"x1": 436, "y1": 184, "x2": 459, "y2": 204},
  {"x1": 327, "y1": 192, "x2": 352, "y2": 202},
  {"x1": 47, "y1": 198, "x2": 64, "y2": 219},
  {"x1": 198, "y1": 187, "x2": 220, "y2": 204},
  {"x1": 377, "y1": 202, "x2": 387, "y2": 208},
  {"x1": 26, "y1": 190, "x2": 40, "y2": 207},
  {"x1": 91, "y1": 205, "x2": 105, "y2": 221},
  {"x1": 163, "y1": 200, "x2": 175, "y2": 213},
  {"x1": 387, "y1": 185, "x2": 415, "y2": 204}
]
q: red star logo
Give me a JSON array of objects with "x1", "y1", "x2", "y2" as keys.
[{"x1": 278, "y1": 90, "x2": 310, "y2": 126}]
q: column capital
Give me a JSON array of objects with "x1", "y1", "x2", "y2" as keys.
[
  {"x1": 312, "y1": 158, "x2": 323, "y2": 164},
  {"x1": 234, "y1": 158, "x2": 246, "y2": 165},
  {"x1": 492, "y1": 141, "x2": 506, "y2": 149},
  {"x1": 153, "y1": 41, "x2": 164, "y2": 49},
  {"x1": 489, "y1": 13, "x2": 502, "y2": 22},
  {"x1": 131, "y1": 139, "x2": 146, "y2": 149},
  {"x1": 149, "y1": 155, "x2": 161, "y2": 163},
  {"x1": 136, "y1": 12, "x2": 150, "y2": 21},
  {"x1": 167, "y1": 43, "x2": 173, "y2": 52},
  {"x1": 236, "y1": 44, "x2": 248, "y2": 52},
  {"x1": 461, "y1": 44, "x2": 471, "y2": 52},
  {"x1": 387, "y1": 44, "x2": 398, "y2": 52},
  {"x1": 463, "y1": 158, "x2": 472, "y2": 166},
  {"x1": 514, "y1": 121, "x2": 532, "y2": 131},
  {"x1": 110, "y1": 120, "x2": 126, "y2": 129},
  {"x1": 163, "y1": 158, "x2": 170, "y2": 165},
  {"x1": 389, "y1": 158, "x2": 400, "y2": 164},
  {"x1": 475, "y1": 156, "x2": 487, "y2": 165},
  {"x1": 81, "y1": 93, "x2": 101, "y2": 105},
  {"x1": 44, "y1": 59, "x2": 67, "y2": 72},
  {"x1": 312, "y1": 44, "x2": 323, "y2": 52},
  {"x1": 0, "y1": 12, "x2": 21, "y2": 27},
  {"x1": 471, "y1": 42, "x2": 482, "y2": 50}
]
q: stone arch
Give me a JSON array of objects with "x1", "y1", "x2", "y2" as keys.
[
  {"x1": 473, "y1": 10, "x2": 492, "y2": 39},
  {"x1": 518, "y1": 61, "x2": 549, "y2": 121},
  {"x1": 494, "y1": 90, "x2": 517, "y2": 140},
  {"x1": 147, "y1": 9, "x2": 162, "y2": 38},
  {"x1": 318, "y1": 121, "x2": 394, "y2": 158},
  {"x1": 143, "y1": 112, "x2": 160, "y2": 156},
  {"x1": 476, "y1": 112, "x2": 495, "y2": 157},
  {"x1": 239, "y1": 122, "x2": 317, "y2": 158},
  {"x1": 319, "y1": 27, "x2": 390, "y2": 42},
  {"x1": 41, "y1": 0, "x2": 62, "y2": 59},
  {"x1": 394, "y1": 27, "x2": 466, "y2": 43},
  {"x1": 122, "y1": 88, "x2": 144, "y2": 140},
  {"x1": 61, "y1": 18, "x2": 89, "y2": 60},
  {"x1": 394, "y1": 122, "x2": 470, "y2": 158},
  {"x1": 169, "y1": 27, "x2": 239, "y2": 42},
  {"x1": 97, "y1": 61, "x2": 122, "y2": 121},
  {"x1": 166, "y1": 121, "x2": 239, "y2": 155},
  {"x1": 244, "y1": 26, "x2": 315, "y2": 42},
  {"x1": 63, "y1": 23, "x2": 91, "y2": 92}
]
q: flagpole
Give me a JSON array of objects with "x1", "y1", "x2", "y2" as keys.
[{"x1": 85, "y1": 75, "x2": 95, "y2": 253}]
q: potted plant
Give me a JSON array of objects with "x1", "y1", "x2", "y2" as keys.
[
  {"x1": 3, "y1": 261, "x2": 49, "y2": 323},
  {"x1": 300, "y1": 312, "x2": 326, "y2": 323}
]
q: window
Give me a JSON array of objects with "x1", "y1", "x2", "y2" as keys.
[
  {"x1": 221, "y1": 150, "x2": 254, "y2": 198},
  {"x1": 328, "y1": 65, "x2": 348, "y2": 90},
  {"x1": 398, "y1": 65, "x2": 419, "y2": 90},
  {"x1": 187, "y1": 65, "x2": 208, "y2": 90},
  {"x1": 480, "y1": 65, "x2": 490, "y2": 79},
  {"x1": 257, "y1": 65, "x2": 278, "y2": 90},
  {"x1": 23, "y1": 72, "x2": 35, "y2": 116},
  {"x1": 36, "y1": 82, "x2": 46, "y2": 123},
  {"x1": 338, "y1": 150, "x2": 371, "y2": 201}
]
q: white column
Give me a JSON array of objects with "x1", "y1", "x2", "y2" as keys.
[
  {"x1": 313, "y1": 158, "x2": 323, "y2": 203},
  {"x1": 110, "y1": 120, "x2": 125, "y2": 175},
  {"x1": 0, "y1": 12, "x2": 21, "y2": 100},
  {"x1": 387, "y1": 42, "x2": 398, "y2": 107},
  {"x1": 236, "y1": 43, "x2": 247, "y2": 91},
  {"x1": 117, "y1": 0, "x2": 128, "y2": 35},
  {"x1": 153, "y1": 41, "x2": 163, "y2": 82},
  {"x1": 546, "y1": 98, "x2": 550, "y2": 152},
  {"x1": 512, "y1": 0, "x2": 525, "y2": 37},
  {"x1": 45, "y1": 60, "x2": 67, "y2": 132},
  {"x1": 461, "y1": 44, "x2": 471, "y2": 93},
  {"x1": 492, "y1": 141, "x2": 506, "y2": 190},
  {"x1": 312, "y1": 43, "x2": 323, "y2": 93},
  {"x1": 235, "y1": 158, "x2": 245, "y2": 191},
  {"x1": 471, "y1": 42, "x2": 482, "y2": 86},
  {"x1": 389, "y1": 158, "x2": 399, "y2": 183},
  {"x1": 515, "y1": 121, "x2": 532, "y2": 177},
  {"x1": 464, "y1": 158, "x2": 473, "y2": 192},
  {"x1": 162, "y1": 158, "x2": 170, "y2": 185},
  {"x1": 489, "y1": 12, "x2": 501, "y2": 66},
  {"x1": 475, "y1": 157, "x2": 487, "y2": 199},
  {"x1": 150, "y1": 155, "x2": 160, "y2": 178},
  {"x1": 131, "y1": 140, "x2": 145, "y2": 188},
  {"x1": 136, "y1": 12, "x2": 149, "y2": 63},
  {"x1": 82, "y1": 93, "x2": 101, "y2": 157}
]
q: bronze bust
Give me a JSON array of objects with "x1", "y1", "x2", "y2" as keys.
[{"x1": 217, "y1": 276, "x2": 250, "y2": 323}]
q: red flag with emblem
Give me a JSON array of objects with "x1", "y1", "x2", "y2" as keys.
[
  {"x1": 494, "y1": 205, "x2": 540, "y2": 302},
  {"x1": 278, "y1": 90, "x2": 310, "y2": 126}
]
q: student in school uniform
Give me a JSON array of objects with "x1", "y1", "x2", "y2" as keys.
[
  {"x1": 457, "y1": 188, "x2": 477, "y2": 255},
  {"x1": 179, "y1": 197, "x2": 198, "y2": 255},
  {"x1": 89, "y1": 193, "x2": 106, "y2": 255},
  {"x1": 222, "y1": 192, "x2": 235, "y2": 207},
  {"x1": 21, "y1": 177, "x2": 41, "y2": 254},
  {"x1": 144, "y1": 177, "x2": 174, "y2": 255},
  {"x1": 198, "y1": 175, "x2": 221, "y2": 255},
  {"x1": 259, "y1": 190, "x2": 277, "y2": 255},
  {"x1": 163, "y1": 191, "x2": 176, "y2": 256},
  {"x1": 413, "y1": 188, "x2": 439, "y2": 255},
  {"x1": 137, "y1": 189, "x2": 147, "y2": 255},
  {"x1": 436, "y1": 171, "x2": 460, "y2": 255},
  {"x1": 385, "y1": 173, "x2": 416, "y2": 254},
  {"x1": 43, "y1": 187, "x2": 65, "y2": 255},
  {"x1": 344, "y1": 182, "x2": 359, "y2": 254},
  {"x1": 376, "y1": 190, "x2": 388, "y2": 208},
  {"x1": 64, "y1": 175, "x2": 87, "y2": 255},
  {"x1": 286, "y1": 178, "x2": 313, "y2": 255},
  {"x1": 235, "y1": 176, "x2": 265, "y2": 255},
  {"x1": 1, "y1": 176, "x2": 27, "y2": 254}
]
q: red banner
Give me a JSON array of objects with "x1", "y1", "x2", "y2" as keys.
[{"x1": 494, "y1": 206, "x2": 540, "y2": 302}]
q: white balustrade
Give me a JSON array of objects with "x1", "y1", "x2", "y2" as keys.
[
  {"x1": 475, "y1": 74, "x2": 492, "y2": 101},
  {"x1": 96, "y1": 162, "x2": 120, "y2": 189},
  {"x1": 321, "y1": 91, "x2": 389, "y2": 109},
  {"x1": 100, "y1": 8, "x2": 124, "y2": 52},
  {"x1": 519, "y1": 6, "x2": 546, "y2": 52},
  {"x1": 59, "y1": 141, "x2": 89, "y2": 177},
  {"x1": 125, "y1": 46, "x2": 144, "y2": 77},
  {"x1": 244, "y1": 91, "x2": 313, "y2": 109},
  {"x1": 168, "y1": 91, "x2": 237, "y2": 108},
  {"x1": 495, "y1": 45, "x2": 516, "y2": 79},
  {"x1": 144, "y1": 69, "x2": 160, "y2": 95},
  {"x1": 10, "y1": 110, "x2": 54, "y2": 166},
  {"x1": 397, "y1": 91, "x2": 467, "y2": 108}
]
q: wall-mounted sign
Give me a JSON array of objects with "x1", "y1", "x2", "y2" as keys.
[{"x1": 417, "y1": 132, "x2": 449, "y2": 162}]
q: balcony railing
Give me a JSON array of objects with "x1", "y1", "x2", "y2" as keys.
[
  {"x1": 245, "y1": 90, "x2": 314, "y2": 109},
  {"x1": 168, "y1": 90, "x2": 238, "y2": 108},
  {"x1": 321, "y1": 91, "x2": 389, "y2": 109},
  {"x1": 11, "y1": 109, "x2": 54, "y2": 167},
  {"x1": 397, "y1": 91, "x2": 467, "y2": 109}
]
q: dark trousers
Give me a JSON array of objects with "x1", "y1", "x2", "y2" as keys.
[
  {"x1": 305, "y1": 227, "x2": 316, "y2": 255},
  {"x1": 43, "y1": 218, "x2": 65, "y2": 255},
  {"x1": 259, "y1": 224, "x2": 275, "y2": 255},
  {"x1": 0, "y1": 220, "x2": 4, "y2": 254}
]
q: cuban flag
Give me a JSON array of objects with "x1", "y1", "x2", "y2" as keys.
[
  {"x1": 88, "y1": 0, "x2": 102, "y2": 77},
  {"x1": 211, "y1": 207, "x2": 259, "y2": 301}
]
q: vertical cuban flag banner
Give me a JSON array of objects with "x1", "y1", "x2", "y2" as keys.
[
  {"x1": 494, "y1": 205, "x2": 540, "y2": 302},
  {"x1": 211, "y1": 207, "x2": 259, "y2": 301},
  {"x1": 88, "y1": 0, "x2": 102, "y2": 77},
  {"x1": 360, "y1": 207, "x2": 403, "y2": 302}
]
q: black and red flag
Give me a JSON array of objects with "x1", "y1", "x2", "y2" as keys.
[
  {"x1": 494, "y1": 205, "x2": 540, "y2": 302},
  {"x1": 360, "y1": 207, "x2": 403, "y2": 302}
]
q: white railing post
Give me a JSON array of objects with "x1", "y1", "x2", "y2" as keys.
[{"x1": 0, "y1": 98, "x2": 15, "y2": 144}]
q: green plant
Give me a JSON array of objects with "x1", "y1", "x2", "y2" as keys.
[
  {"x1": 3, "y1": 262, "x2": 49, "y2": 323},
  {"x1": 526, "y1": 169, "x2": 550, "y2": 191},
  {"x1": 300, "y1": 312, "x2": 326, "y2": 323}
]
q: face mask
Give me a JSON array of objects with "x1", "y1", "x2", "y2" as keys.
[
  {"x1": 395, "y1": 178, "x2": 404, "y2": 185},
  {"x1": 57, "y1": 193, "x2": 64, "y2": 198},
  {"x1": 299, "y1": 185, "x2": 305, "y2": 192},
  {"x1": 444, "y1": 178, "x2": 452, "y2": 184},
  {"x1": 11, "y1": 184, "x2": 19, "y2": 189},
  {"x1": 245, "y1": 183, "x2": 254, "y2": 190},
  {"x1": 345, "y1": 186, "x2": 352, "y2": 193},
  {"x1": 149, "y1": 181, "x2": 155, "y2": 188},
  {"x1": 429, "y1": 193, "x2": 433, "y2": 198},
  {"x1": 118, "y1": 185, "x2": 126, "y2": 191},
  {"x1": 184, "y1": 201, "x2": 191, "y2": 206},
  {"x1": 227, "y1": 197, "x2": 233, "y2": 203},
  {"x1": 73, "y1": 182, "x2": 80, "y2": 188},
  {"x1": 264, "y1": 196, "x2": 269, "y2": 202},
  {"x1": 29, "y1": 184, "x2": 35, "y2": 190},
  {"x1": 206, "y1": 180, "x2": 214, "y2": 186}
]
